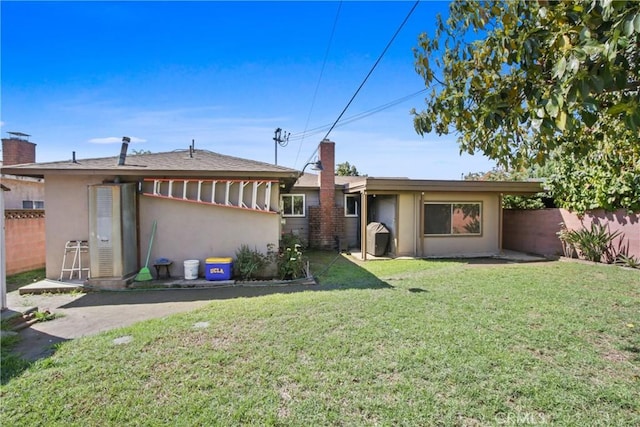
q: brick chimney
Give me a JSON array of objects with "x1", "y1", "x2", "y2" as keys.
[
  {"x1": 307, "y1": 139, "x2": 346, "y2": 249},
  {"x1": 2, "y1": 134, "x2": 36, "y2": 165}
]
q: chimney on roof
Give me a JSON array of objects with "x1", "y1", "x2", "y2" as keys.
[
  {"x1": 317, "y1": 139, "x2": 337, "y2": 248},
  {"x1": 2, "y1": 132, "x2": 36, "y2": 166},
  {"x1": 117, "y1": 136, "x2": 130, "y2": 166}
]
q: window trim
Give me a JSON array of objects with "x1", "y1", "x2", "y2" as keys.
[
  {"x1": 281, "y1": 194, "x2": 306, "y2": 217},
  {"x1": 344, "y1": 194, "x2": 359, "y2": 217},
  {"x1": 423, "y1": 201, "x2": 483, "y2": 237}
]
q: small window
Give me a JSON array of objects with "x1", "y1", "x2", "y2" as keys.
[
  {"x1": 22, "y1": 200, "x2": 44, "y2": 209},
  {"x1": 281, "y1": 194, "x2": 305, "y2": 217},
  {"x1": 344, "y1": 194, "x2": 359, "y2": 217},
  {"x1": 424, "y1": 202, "x2": 481, "y2": 236}
]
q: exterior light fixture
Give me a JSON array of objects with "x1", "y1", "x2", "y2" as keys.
[{"x1": 301, "y1": 160, "x2": 323, "y2": 174}]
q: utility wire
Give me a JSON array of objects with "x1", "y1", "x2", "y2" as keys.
[
  {"x1": 294, "y1": 1, "x2": 343, "y2": 168},
  {"x1": 304, "y1": 0, "x2": 421, "y2": 165},
  {"x1": 287, "y1": 88, "x2": 427, "y2": 142}
]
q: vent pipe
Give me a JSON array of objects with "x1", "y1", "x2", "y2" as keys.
[
  {"x1": 118, "y1": 136, "x2": 130, "y2": 166},
  {"x1": 72, "y1": 151, "x2": 77, "y2": 163}
]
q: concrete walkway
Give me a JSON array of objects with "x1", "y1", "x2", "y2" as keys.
[{"x1": 4, "y1": 283, "x2": 317, "y2": 362}]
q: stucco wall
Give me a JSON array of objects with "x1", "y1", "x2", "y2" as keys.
[
  {"x1": 396, "y1": 193, "x2": 418, "y2": 257},
  {"x1": 44, "y1": 174, "x2": 112, "y2": 279},
  {"x1": 139, "y1": 195, "x2": 280, "y2": 277},
  {"x1": 421, "y1": 192, "x2": 501, "y2": 257},
  {"x1": 1, "y1": 175, "x2": 45, "y2": 209},
  {"x1": 43, "y1": 174, "x2": 283, "y2": 280},
  {"x1": 503, "y1": 208, "x2": 639, "y2": 259}
]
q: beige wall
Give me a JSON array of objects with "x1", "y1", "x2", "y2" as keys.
[
  {"x1": 421, "y1": 192, "x2": 501, "y2": 257},
  {"x1": 44, "y1": 174, "x2": 281, "y2": 280},
  {"x1": 1, "y1": 175, "x2": 45, "y2": 209},
  {"x1": 44, "y1": 175, "x2": 113, "y2": 279},
  {"x1": 139, "y1": 195, "x2": 280, "y2": 277},
  {"x1": 396, "y1": 193, "x2": 418, "y2": 257}
]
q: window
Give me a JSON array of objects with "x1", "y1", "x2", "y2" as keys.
[
  {"x1": 344, "y1": 194, "x2": 359, "y2": 217},
  {"x1": 22, "y1": 200, "x2": 44, "y2": 209},
  {"x1": 281, "y1": 194, "x2": 305, "y2": 217},
  {"x1": 424, "y1": 202, "x2": 481, "y2": 236}
]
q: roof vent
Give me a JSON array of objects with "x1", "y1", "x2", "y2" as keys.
[{"x1": 118, "y1": 136, "x2": 130, "y2": 166}]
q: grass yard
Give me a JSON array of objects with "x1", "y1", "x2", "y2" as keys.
[{"x1": 1, "y1": 254, "x2": 639, "y2": 426}]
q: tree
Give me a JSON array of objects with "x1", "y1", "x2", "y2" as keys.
[
  {"x1": 463, "y1": 166, "x2": 550, "y2": 210},
  {"x1": 336, "y1": 161, "x2": 361, "y2": 176},
  {"x1": 412, "y1": 0, "x2": 640, "y2": 212}
]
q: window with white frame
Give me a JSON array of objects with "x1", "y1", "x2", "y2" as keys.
[
  {"x1": 424, "y1": 202, "x2": 482, "y2": 236},
  {"x1": 22, "y1": 200, "x2": 45, "y2": 209},
  {"x1": 281, "y1": 194, "x2": 305, "y2": 217},
  {"x1": 344, "y1": 194, "x2": 359, "y2": 217}
]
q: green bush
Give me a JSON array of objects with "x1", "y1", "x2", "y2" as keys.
[
  {"x1": 558, "y1": 223, "x2": 621, "y2": 263},
  {"x1": 234, "y1": 245, "x2": 269, "y2": 281},
  {"x1": 278, "y1": 244, "x2": 307, "y2": 280}
]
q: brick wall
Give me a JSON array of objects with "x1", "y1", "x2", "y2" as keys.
[
  {"x1": 503, "y1": 208, "x2": 639, "y2": 259},
  {"x1": 2, "y1": 138, "x2": 37, "y2": 165},
  {"x1": 308, "y1": 205, "x2": 345, "y2": 249},
  {"x1": 4, "y1": 209, "x2": 46, "y2": 275}
]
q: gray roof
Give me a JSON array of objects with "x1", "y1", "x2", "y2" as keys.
[
  {"x1": 294, "y1": 173, "x2": 363, "y2": 189},
  {"x1": 1, "y1": 149, "x2": 299, "y2": 180}
]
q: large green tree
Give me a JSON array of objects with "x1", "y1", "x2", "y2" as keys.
[{"x1": 412, "y1": 0, "x2": 639, "y2": 212}]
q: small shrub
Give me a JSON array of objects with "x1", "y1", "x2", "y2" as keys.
[
  {"x1": 280, "y1": 232, "x2": 305, "y2": 250},
  {"x1": 558, "y1": 223, "x2": 621, "y2": 263},
  {"x1": 278, "y1": 244, "x2": 307, "y2": 280},
  {"x1": 615, "y1": 254, "x2": 640, "y2": 269},
  {"x1": 234, "y1": 245, "x2": 268, "y2": 281}
]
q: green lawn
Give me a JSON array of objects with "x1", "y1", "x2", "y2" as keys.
[{"x1": 2, "y1": 255, "x2": 639, "y2": 426}]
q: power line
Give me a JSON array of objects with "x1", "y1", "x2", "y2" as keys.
[
  {"x1": 305, "y1": 0, "x2": 421, "y2": 165},
  {"x1": 293, "y1": 1, "x2": 343, "y2": 168},
  {"x1": 287, "y1": 88, "x2": 427, "y2": 142}
]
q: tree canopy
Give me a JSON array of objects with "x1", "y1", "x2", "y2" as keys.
[
  {"x1": 412, "y1": 0, "x2": 639, "y2": 212},
  {"x1": 336, "y1": 161, "x2": 361, "y2": 176}
]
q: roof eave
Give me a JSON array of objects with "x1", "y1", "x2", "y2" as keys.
[
  {"x1": 1, "y1": 166, "x2": 298, "y2": 180},
  {"x1": 345, "y1": 178, "x2": 544, "y2": 195}
]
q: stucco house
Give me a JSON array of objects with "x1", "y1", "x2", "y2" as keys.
[
  {"x1": 286, "y1": 140, "x2": 543, "y2": 259},
  {"x1": 2, "y1": 138, "x2": 543, "y2": 288},
  {"x1": 2, "y1": 141, "x2": 299, "y2": 286}
]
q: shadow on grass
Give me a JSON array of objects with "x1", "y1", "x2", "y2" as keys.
[
  {"x1": 1, "y1": 329, "x2": 68, "y2": 385},
  {"x1": 59, "y1": 251, "x2": 392, "y2": 309}
]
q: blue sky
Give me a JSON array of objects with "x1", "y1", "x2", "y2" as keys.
[{"x1": 1, "y1": 1, "x2": 496, "y2": 179}]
